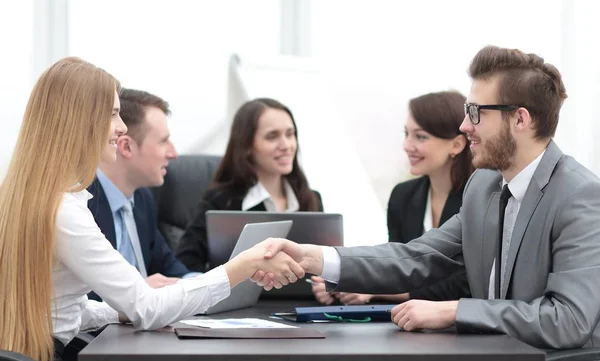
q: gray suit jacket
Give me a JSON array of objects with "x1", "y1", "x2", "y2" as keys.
[{"x1": 335, "y1": 140, "x2": 600, "y2": 349}]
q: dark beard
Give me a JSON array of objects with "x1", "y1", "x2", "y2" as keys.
[{"x1": 473, "y1": 121, "x2": 516, "y2": 171}]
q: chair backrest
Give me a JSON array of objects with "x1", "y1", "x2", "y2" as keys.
[
  {"x1": 152, "y1": 154, "x2": 222, "y2": 250},
  {"x1": 0, "y1": 350, "x2": 35, "y2": 361}
]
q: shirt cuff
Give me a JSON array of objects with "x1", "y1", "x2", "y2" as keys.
[
  {"x1": 320, "y1": 246, "x2": 341, "y2": 283},
  {"x1": 179, "y1": 265, "x2": 231, "y2": 305},
  {"x1": 80, "y1": 301, "x2": 119, "y2": 332},
  {"x1": 182, "y1": 272, "x2": 203, "y2": 279}
]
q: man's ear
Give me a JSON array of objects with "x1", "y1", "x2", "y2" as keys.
[
  {"x1": 117, "y1": 135, "x2": 134, "y2": 159},
  {"x1": 514, "y1": 107, "x2": 532, "y2": 132}
]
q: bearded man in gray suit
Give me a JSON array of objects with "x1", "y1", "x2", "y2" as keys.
[{"x1": 253, "y1": 45, "x2": 600, "y2": 350}]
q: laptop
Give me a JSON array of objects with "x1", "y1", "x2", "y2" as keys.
[
  {"x1": 203, "y1": 220, "x2": 293, "y2": 315},
  {"x1": 206, "y1": 211, "x2": 344, "y2": 299}
]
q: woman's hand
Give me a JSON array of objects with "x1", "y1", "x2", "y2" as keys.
[
  {"x1": 337, "y1": 292, "x2": 373, "y2": 305},
  {"x1": 311, "y1": 276, "x2": 337, "y2": 305}
]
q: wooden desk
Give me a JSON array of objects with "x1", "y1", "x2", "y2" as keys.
[{"x1": 79, "y1": 300, "x2": 545, "y2": 361}]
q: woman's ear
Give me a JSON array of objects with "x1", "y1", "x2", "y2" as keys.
[{"x1": 451, "y1": 134, "x2": 467, "y2": 157}]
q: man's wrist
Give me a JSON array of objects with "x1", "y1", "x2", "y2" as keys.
[
  {"x1": 303, "y1": 244, "x2": 324, "y2": 275},
  {"x1": 444, "y1": 301, "x2": 459, "y2": 323}
]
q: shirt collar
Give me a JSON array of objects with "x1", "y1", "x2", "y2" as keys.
[
  {"x1": 241, "y1": 179, "x2": 299, "y2": 212},
  {"x1": 502, "y1": 149, "x2": 546, "y2": 202},
  {"x1": 96, "y1": 169, "x2": 134, "y2": 213}
]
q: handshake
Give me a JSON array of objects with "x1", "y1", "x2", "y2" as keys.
[{"x1": 228, "y1": 238, "x2": 324, "y2": 291}]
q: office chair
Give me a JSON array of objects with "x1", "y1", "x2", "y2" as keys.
[
  {"x1": 0, "y1": 350, "x2": 35, "y2": 361},
  {"x1": 546, "y1": 348, "x2": 600, "y2": 361},
  {"x1": 62, "y1": 332, "x2": 96, "y2": 361},
  {"x1": 151, "y1": 154, "x2": 222, "y2": 250}
]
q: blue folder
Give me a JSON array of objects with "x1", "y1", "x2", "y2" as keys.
[{"x1": 272, "y1": 304, "x2": 396, "y2": 323}]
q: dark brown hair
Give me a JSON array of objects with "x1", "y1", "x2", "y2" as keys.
[
  {"x1": 119, "y1": 88, "x2": 171, "y2": 144},
  {"x1": 468, "y1": 45, "x2": 568, "y2": 139},
  {"x1": 213, "y1": 98, "x2": 319, "y2": 211},
  {"x1": 409, "y1": 91, "x2": 474, "y2": 193}
]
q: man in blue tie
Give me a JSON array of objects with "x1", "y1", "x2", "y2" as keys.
[{"x1": 87, "y1": 88, "x2": 197, "y2": 300}]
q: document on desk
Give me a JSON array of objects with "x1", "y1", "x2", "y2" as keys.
[
  {"x1": 175, "y1": 319, "x2": 326, "y2": 339},
  {"x1": 180, "y1": 318, "x2": 297, "y2": 329}
]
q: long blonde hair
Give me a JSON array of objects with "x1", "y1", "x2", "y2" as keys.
[{"x1": 0, "y1": 57, "x2": 119, "y2": 361}]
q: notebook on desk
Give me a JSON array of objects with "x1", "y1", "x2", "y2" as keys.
[{"x1": 272, "y1": 304, "x2": 396, "y2": 323}]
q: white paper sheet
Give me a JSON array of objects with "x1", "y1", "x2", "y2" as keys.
[{"x1": 180, "y1": 318, "x2": 297, "y2": 329}]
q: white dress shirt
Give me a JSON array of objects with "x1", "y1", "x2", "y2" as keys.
[
  {"x1": 52, "y1": 189, "x2": 231, "y2": 345},
  {"x1": 241, "y1": 180, "x2": 299, "y2": 212},
  {"x1": 321, "y1": 150, "x2": 547, "y2": 288}
]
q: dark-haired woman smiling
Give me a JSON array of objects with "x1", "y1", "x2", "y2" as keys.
[
  {"x1": 177, "y1": 98, "x2": 322, "y2": 272},
  {"x1": 312, "y1": 91, "x2": 473, "y2": 305}
]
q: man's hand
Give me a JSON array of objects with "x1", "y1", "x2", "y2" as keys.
[
  {"x1": 145, "y1": 273, "x2": 180, "y2": 289},
  {"x1": 391, "y1": 300, "x2": 458, "y2": 331},
  {"x1": 311, "y1": 276, "x2": 337, "y2": 305},
  {"x1": 337, "y1": 292, "x2": 373, "y2": 305}
]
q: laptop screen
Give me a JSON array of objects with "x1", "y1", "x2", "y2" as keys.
[{"x1": 206, "y1": 211, "x2": 343, "y2": 270}]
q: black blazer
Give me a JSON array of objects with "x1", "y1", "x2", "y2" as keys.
[
  {"x1": 176, "y1": 186, "x2": 323, "y2": 272},
  {"x1": 87, "y1": 179, "x2": 190, "y2": 301},
  {"x1": 387, "y1": 176, "x2": 470, "y2": 301}
]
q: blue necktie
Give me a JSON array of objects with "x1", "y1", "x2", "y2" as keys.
[{"x1": 119, "y1": 201, "x2": 148, "y2": 277}]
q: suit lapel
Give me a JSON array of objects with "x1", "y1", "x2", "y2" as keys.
[
  {"x1": 404, "y1": 178, "x2": 428, "y2": 240},
  {"x1": 88, "y1": 179, "x2": 117, "y2": 249},
  {"x1": 249, "y1": 203, "x2": 267, "y2": 211},
  {"x1": 440, "y1": 186, "x2": 463, "y2": 225},
  {"x1": 501, "y1": 140, "x2": 562, "y2": 298},
  {"x1": 501, "y1": 183, "x2": 543, "y2": 298},
  {"x1": 482, "y1": 191, "x2": 500, "y2": 298}
]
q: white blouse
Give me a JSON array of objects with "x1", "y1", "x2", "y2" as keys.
[
  {"x1": 423, "y1": 187, "x2": 433, "y2": 233},
  {"x1": 52, "y1": 190, "x2": 231, "y2": 345},
  {"x1": 241, "y1": 180, "x2": 300, "y2": 212}
]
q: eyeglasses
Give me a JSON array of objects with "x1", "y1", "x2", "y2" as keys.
[{"x1": 464, "y1": 103, "x2": 522, "y2": 125}]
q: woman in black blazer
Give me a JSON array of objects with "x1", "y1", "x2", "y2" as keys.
[
  {"x1": 176, "y1": 98, "x2": 322, "y2": 272},
  {"x1": 313, "y1": 91, "x2": 473, "y2": 305}
]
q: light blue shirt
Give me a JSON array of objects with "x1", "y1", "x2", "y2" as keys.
[
  {"x1": 95, "y1": 169, "x2": 201, "y2": 279},
  {"x1": 96, "y1": 169, "x2": 132, "y2": 257}
]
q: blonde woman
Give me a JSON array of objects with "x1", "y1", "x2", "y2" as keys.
[{"x1": 0, "y1": 57, "x2": 303, "y2": 361}]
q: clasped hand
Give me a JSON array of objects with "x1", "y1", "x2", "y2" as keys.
[
  {"x1": 244, "y1": 239, "x2": 305, "y2": 289},
  {"x1": 248, "y1": 238, "x2": 320, "y2": 291}
]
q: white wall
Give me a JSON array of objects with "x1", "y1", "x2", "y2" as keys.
[
  {"x1": 557, "y1": 0, "x2": 600, "y2": 175},
  {"x1": 68, "y1": 0, "x2": 281, "y2": 155},
  {"x1": 311, "y1": 0, "x2": 563, "y2": 205},
  {"x1": 0, "y1": 0, "x2": 34, "y2": 174}
]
